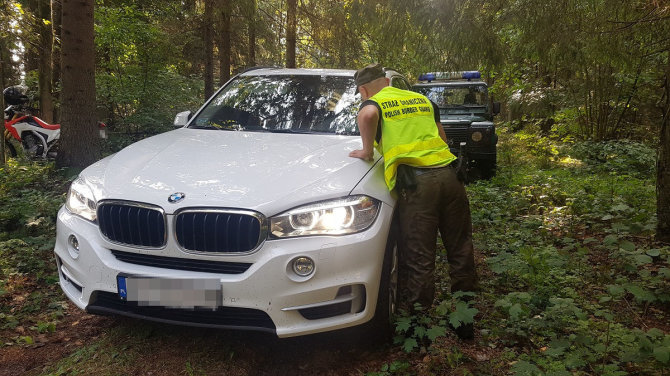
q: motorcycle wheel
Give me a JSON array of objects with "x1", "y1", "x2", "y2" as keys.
[{"x1": 22, "y1": 134, "x2": 44, "y2": 158}]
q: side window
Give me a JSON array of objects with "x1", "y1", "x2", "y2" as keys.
[{"x1": 391, "y1": 76, "x2": 410, "y2": 90}]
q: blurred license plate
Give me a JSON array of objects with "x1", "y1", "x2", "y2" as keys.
[{"x1": 117, "y1": 276, "x2": 222, "y2": 309}]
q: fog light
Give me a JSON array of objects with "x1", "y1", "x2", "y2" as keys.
[
  {"x1": 292, "y1": 257, "x2": 315, "y2": 277},
  {"x1": 68, "y1": 235, "x2": 80, "y2": 259},
  {"x1": 471, "y1": 131, "x2": 483, "y2": 142}
]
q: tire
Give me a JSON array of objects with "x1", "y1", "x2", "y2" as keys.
[
  {"x1": 478, "y1": 159, "x2": 497, "y2": 180},
  {"x1": 22, "y1": 133, "x2": 44, "y2": 158},
  {"x1": 468, "y1": 159, "x2": 496, "y2": 182},
  {"x1": 359, "y1": 232, "x2": 399, "y2": 343}
]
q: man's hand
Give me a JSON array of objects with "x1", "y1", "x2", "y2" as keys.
[
  {"x1": 350, "y1": 104, "x2": 379, "y2": 162},
  {"x1": 349, "y1": 149, "x2": 373, "y2": 161}
]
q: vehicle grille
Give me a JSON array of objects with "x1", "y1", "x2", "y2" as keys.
[
  {"x1": 98, "y1": 203, "x2": 166, "y2": 248},
  {"x1": 111, "y1": 250, "x2": 252, "y2": 274},
  {"x1": 443, "y1": 126, "x2": 468, "y2": 144},
  {"x1": 175, "y1": 211, "x2": 263, "y2": 253},
  {"x1": 87, "y1": 291, "x2": 276, "y2": 332}
]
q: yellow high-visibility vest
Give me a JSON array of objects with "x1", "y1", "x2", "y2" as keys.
[{"x1": 369, "y1": 86, "x2": 457, "y2": 191}]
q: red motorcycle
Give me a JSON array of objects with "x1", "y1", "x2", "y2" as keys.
[{"x1": 3, "y1": 86, "x2": 106, "y2": 159}]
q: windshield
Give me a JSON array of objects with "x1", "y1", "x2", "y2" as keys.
[
  {"x1": 190, "y1": 75, "x2": 361, "y2": 135},
  {"x1": 414, "y1": 85, "x2": 488, "y2": 107}
]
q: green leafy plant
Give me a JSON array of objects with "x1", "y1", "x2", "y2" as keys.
[{"x1": 365, "y1": 360, "x2": 411, "y2": 376}]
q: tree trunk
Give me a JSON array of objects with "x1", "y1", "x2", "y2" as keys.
[
  {"x1": 657, "y1": 47, "x2": 670, "y2": 243},
  {"x1": 247, "y1": 0, "x2": 256, "y2": 67},
  {"x1": 0, "y1": 36, "x2": 6, "y2": 165},
  {"x1": 56, "y1": 0, "x2": 98, "y2": 169},
  {"x1": 204, "y1": 0, "x2": 214, "y2": 98},
  {"x1": 38, "y1": 0, "x2": 54, "y2": 123},
  {"x1": 184, "y1": 0, "x2": 195, "y2": 13},
  {"x1": 286, "y1": 0, "x2": 297, "y2": 68},
  {"x1": 24, "y1": 0, "x2": 40, "y2": 73},
  {"x1": 52, "y1": 0, "x2": 62, "y2": 122},
  {"x1": 218, "y1": 0, "x2": 231, "y2": 86}
]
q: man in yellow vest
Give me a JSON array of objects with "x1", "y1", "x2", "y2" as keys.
[{"x1": 349, "y1": 63, "x2": 477, "y2": 340}]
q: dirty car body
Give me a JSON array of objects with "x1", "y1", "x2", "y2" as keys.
[{"x1": 54, "y1": 68, "x2": 409, "y2": 337}]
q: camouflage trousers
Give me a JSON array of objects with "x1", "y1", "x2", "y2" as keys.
[{"x1": 397, "y1": 165, "x2": 477, "y2": 310}]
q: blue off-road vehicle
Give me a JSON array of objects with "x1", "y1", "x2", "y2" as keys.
[{"x1": 412, "y1": 71, "x2": 499, "y2": 180}]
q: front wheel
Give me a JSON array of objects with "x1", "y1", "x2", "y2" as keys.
[
  {"x1": 476, "y1": 159, "x2": 497, "y2": 180},
  {"x1": 22, "y1": 133, "x2": 44, "y2": 158},
  {"x1": 467, "y1": 158, "x2": 497, "y2": 182},
  {"x1": 359, "y1": 232, "x2": 398, "y2": 342}
]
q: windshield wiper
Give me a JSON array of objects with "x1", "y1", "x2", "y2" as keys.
[
  {"x1": 188, "y1": 125, "x2": 220, "y2": 130},
  {"x1": 188, "y1": 124, "x2": 238, "y2": 131}
]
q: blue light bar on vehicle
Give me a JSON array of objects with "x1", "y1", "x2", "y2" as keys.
[
  {"x1": 462, "y1": 71, "x2": 481, "y2": 80},
  {"x1": 417, "y1": 71, "x2": 482, "y2": 82},
  {"x1": 418, "y1": 73, "x2": 436, "y2": 82}
]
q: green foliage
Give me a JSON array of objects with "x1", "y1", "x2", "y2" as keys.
[
  {"x1": 393, "y1": 294, "x2": 478, "y2": 354},
  {"x1": 467, "y1": 133, "x2": 667, "y2": 374},
  {"x1": 568, "y1": 140, "x2": 656, "y2": 178},
  {"x1": 366, "y1": 360, "x2": 411, "y2": 376},
  {"x1": 394, "y1": 304, "x2": 446, "y2": 353},
  {"x1": 0, "y1": 160, "x2": 64, "y2": 236},
  {"x1": 94, "y1": 4, "x2": 204, "y2": 152},
  {"x1": 0, "y1": 160, "x2": 68, "y2": 346}
]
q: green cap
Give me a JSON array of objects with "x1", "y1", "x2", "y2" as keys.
[{"x1": 354, "y1": 63, "x2": 385, "y2": 87}]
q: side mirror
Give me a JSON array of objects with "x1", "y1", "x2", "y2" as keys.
[
  {"x1": 173, "y1": 110, "x2": 192, "y2": 127},
  {"x1": 492, "y1": 102, "x2": 501, "y2": 115}
]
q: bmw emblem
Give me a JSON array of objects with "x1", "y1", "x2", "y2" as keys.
[{"x1": 168, "y1": 192, "x2": 185, "y2": 203}]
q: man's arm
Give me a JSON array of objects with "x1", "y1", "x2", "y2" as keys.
[
  {"x1": 430, "y1": 100, "x2": 448, "y2": 144},
  {"x1": 349, "y1": 104, "x2": 379, "y2": 161},
  {"x1": 436, "y1": 121, "x2": 447, "y2": 144}
]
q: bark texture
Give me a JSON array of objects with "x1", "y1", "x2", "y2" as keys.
[
  {"x1": 204, "y1": 0, "x2": 214, "y2": 98},
  {"x1": 56, "y1": 0, "x2": 98, "y2": 168},
  {"x1": 38, "y1": 0, "x2": 54, "y2": 123},
  {"x1": 1, "y1": 36, "x2": 6, "y2": 165},
  {"x1": 658, "y1": 48, "x2": 670, "y2": 243},
  {"x1": 286, "y1": 0, "x2": 297, "y2": 68},
  {"x1": 218, "y1": 0, "x2": 231, "y2": 85},
  {"x1": 247, "y1": 0, "x2": 256, "y2": 67},
  {"x1": 51, "y1": 0, "x2": 62, "y2": 121}
]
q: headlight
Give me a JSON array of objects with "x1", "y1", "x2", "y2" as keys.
[
  {"x1": 471, "y1": 131, "x2": 483, "y2": 142},
  {"x1": 65, "y1": 178, "x2": 97, "y2": 221},
  {"x1": 270, "y1": 195, "x2": 380, "y2": 238}
]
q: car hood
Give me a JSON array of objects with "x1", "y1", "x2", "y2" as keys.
[{"x1": 82, "y1": 128, "x2": 380, "y2": 215}]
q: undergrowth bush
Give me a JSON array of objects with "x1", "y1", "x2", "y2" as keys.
[
  {"x1": 0, "y1": 160, "x2": 67, "y2": 337},
  {"x1": 464, "y1": 138, "x2": 667, "y2": 375},
  {"x1": 568, "y1": 140, "x2": 656, "y2": 178},
  {"x1": 0, "y1": 161, "x2": 66, "y2": 236}
]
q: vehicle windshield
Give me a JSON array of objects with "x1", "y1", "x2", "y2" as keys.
[
  {"x1": 413, "y1": 84, "x2": 489, "y2": 114},
  {"x1": 190, "y1": 75, "x2": 361, "y2": 135}
]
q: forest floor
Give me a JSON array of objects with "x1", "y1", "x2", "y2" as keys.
[{"x1": 1, "y1": 129, "x2": 668, "y2": 375}]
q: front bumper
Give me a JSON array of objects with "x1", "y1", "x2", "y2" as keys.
[{"x1": 54, "y1": 203, "x2": 393, "y2": 338}]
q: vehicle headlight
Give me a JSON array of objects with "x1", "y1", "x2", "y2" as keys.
[
  {"x1": 270, "y1": 195, "x2": 380, "y2": 238},
  {"x1": 471, "y1": 131, "x2": 483, "y2": 142},
  {"x1": 65, "y1": 178, "x2": 97, "y2": 222}
]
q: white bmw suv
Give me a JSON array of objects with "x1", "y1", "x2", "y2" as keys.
[{"x1": 55, "y1": 68, "x2": 412, "y2": 338}]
